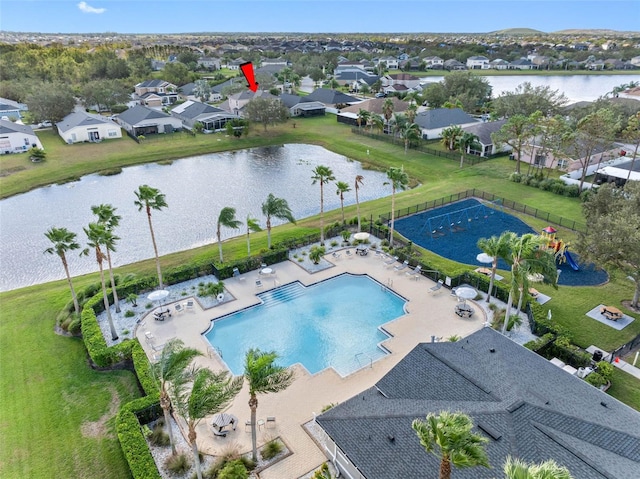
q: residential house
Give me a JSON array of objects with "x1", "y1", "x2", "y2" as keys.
[
  {"x1": 489, "y1": 58, "x2": 510, "y2": 70},
  {"x1": 179, "y1": 82, "x2": 223, "y2": 103},
  {"x1": 334, "y1": 69, "x2": 379, "y2": 89},
  {"x1": 134, "y1": 79, "x2": 179, "y2": 107},
  {"x1": 422, "y1": 56, "x2": 444, "y2": 69},
  {"x1": 170, "y1": 100, "x2": 236, "y2": 131},
  {"x1": 134, "y1": 79, "x2": 178, "y2": 97},
  {"x1": 382, "y1": 84, "x2": 410, "y2": 96},
  {"x1": 520, "y1": 135, "x2": 622, "y2": 171},
  {"x1": 196, "y1": 57, "x2": 221, "y2": 70},
  {"x1": 261, "y1": 57, "x2": 289, "y2": 67},
  {"x1": 414, "y1": 108, "x2": 478, "y2": 139},
  {"x1": 509, "y1": 58, "x2": 534, "y2": 70},
  {"x1": 0, "y1": 97, "x2": 28, "y2": 121},
  {"x1": 115, "y1": 105, "x2": 183, "y2": 137},
  {"x1": 219, "y1": 90, "x2": 278, "y2": 116},
  {"x1": 466, "y1": 55, "x2": 490, "y2": 69},
  {"x1": 462, "y1": 119, "x2": 508, "y2": 157},
  {"x1": 381, "y1": 73, "x2": 421, "y2": 90},
  {"x1": 374, "y1": 56, "x2": 399, "y2": 70},
  {"x1": 280, "y1": 93, "x2": 326, "y2": 118},
  {"x1": 315, "y1": 327, "x2": 640, "y2": 479},
  {"x1": 0, "y1": 119, "x2": 42, "y2": 154},
  {"x1": 56, "y1": 111, "x2": 122, "y2": 144},
  {"x1": 302, "y1": 89, "x2": 360, "y2": 108},
  {"x1": 225, "y1": 58, "x2": 247, "y2": 70},
  {"x1": 336, "y1": 97, "x2": 410, "y2": 127},
  {"x1": 443, "y1": 59, "x2": 466, "y2": 71}
]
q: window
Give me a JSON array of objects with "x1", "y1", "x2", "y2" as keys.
[
  {"x1": 24, "y1": 137, "x2": 30, "y2": 146},
  {"x1": 108, "y1": 129, "x2": 118, "y2": 138},
  {"x1": 557, "y1": 159, "x2": 568, "y2": 170},
  {"x1": 534, "y1": 154, "x2": 547, "y2": 167}
]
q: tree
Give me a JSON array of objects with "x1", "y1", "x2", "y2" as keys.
[
  {"x1": 382, "y1": 98, "x2": 394, "y2": 133},
  {"x1": 311, "y1": 165, "x2": 336, "y2": 244},
  {"x1": 243, "y1": 97, "x2": 290, "y2": 131},
  {"x1": 566, "y1": 108, "x2": 619, "y2": 191},
  {"x1": 357, "y1": 108, "x2": 370, "y2": 130},
  {"x1": 25, "y1": 81, "x2": 75, "y2": 125},
  {"x1": 503, "y1": 456, "x2": 573, "y2": 479},
  {"x1": 456, "y1": 131, "x2": 480, "y2": 167},
  {"x1": 441, "y1": 71, "x2": 492, "y2": 112},
  {"x1": 492, "y1": 112, "x2": 540, "y2": 174},
  {"x1": 354, "y1": 175, "x2": 365, "y2": 232},
  {"x1": 151, "y1": 339, "x2": 202, "y2": 457},
  {"x1": 477, "y1": 234, "x2": 510, "y2": 303},
  {"x1": 163, "y1": 61, "x2": 195, "y2": 86},
  {"x1": 412, "y1": 411, "x2": 490, "y2": 479},
  {"x1": 245, "y1": 214, "x2": 262, "y2": 256},
  {"x1": 492, "y1": 82, "x2": 568, "y2": 118},
  {"x1": 576, "y1": 182, "x2": 640, "y2": 308},
  {"x1": 244, "y1": 348, "x2": 294, "y2": 462},
  {"x1": 441, "y1": 125, "x2": 463, "y2": 151},
  {"x1": 399, "y1": 121, "x2": 421, "y2": 154},
  {"x1": 261, "y1": 193, "x2": 296, "y2": 249},
  {"x1": 370, "y1": 114, "x2": 384, "y2": 133},
  {"x1": 169, "y1": 367, "x2": 243, "y2": 479},
  {"x1": 384, "y1": 166, "x2": 409, "y2": 247},
  {"x1": 91, "y1": 204, "x2": 122, "y2": 313},
  {"x1": 335, "y1": 181, "x2": 351, "y2": 224},
  {"x1": 134, "y1": 185, "x2": 168, "y2": 288},
  {"x1": 621, "y1": 112, "x2": 640, "y2": 187},
  {"x1": 44, "y1": 227, "x2": 81, "y2": 315},
  {"x1": 216, "y1": 207, "x2": 242, "y2": 263},
  {"x1": 79, "y1": 79, "x2": 130, "y2": 112},
  {"x1": 192, "y1": 79, "x2": 212, "y2": 102},
  {"x1": 81, "y1": 222, "x2": 119, "y2": 341}
]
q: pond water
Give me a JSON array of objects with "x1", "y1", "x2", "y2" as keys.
[{"x1": 0, "y1": 144, "x2": 392, "y2": 292}]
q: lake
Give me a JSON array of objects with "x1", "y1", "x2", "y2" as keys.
[{"x1": 0, "y1": 144, "x2": 392, "y2": 292}]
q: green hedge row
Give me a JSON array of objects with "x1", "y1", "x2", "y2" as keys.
[{"x1": 509, "y1": 172, "x2": 580, "y2": 198}]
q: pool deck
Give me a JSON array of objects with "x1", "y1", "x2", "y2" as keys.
[{"x1": 137, "y1": 251, "x2": 486, "y2": 478}]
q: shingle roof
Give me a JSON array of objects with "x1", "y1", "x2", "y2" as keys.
[
  {"x1": 56, "y1": 112, "x2": 111, "y2": 133},
  {"x1": 116, "y1": 105, "x2": 171, "y2": 124},
  {"x1": 302, "y1": 89, "x2": 360, "y2": 105},
  {"x1": 462, "y1": 119, "x2": 507, "y2": 145},
  {"x1": 414, "y1": 108, "x2": 478, "y2": 130},
  {"x1": 171, "y1": 100, "x2": 224, "y2": 119},
  {"x1": 340, "y1": 98, "x2": 409, "y2": 116},
  {"x1": 0, "y1": 119, "x2": 36, "y2": 135},
  {"x1": 316, "y1": 328, "x2": 640, "y2": 479}
]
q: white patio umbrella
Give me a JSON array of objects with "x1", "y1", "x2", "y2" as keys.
[
  {"x1": 476, "y1": 253, "x2": 494, "y2": 264},
  {"x1": 148, "y1": 289, "x2": 170, "y2": 312},
  {"x1": 455, "y1": 286, "x2": 477, "y2": 304},
  {"x1": 353, "y1": 232, "x2": 370, "y2": 241}
]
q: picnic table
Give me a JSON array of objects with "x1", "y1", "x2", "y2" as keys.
[{"x1": 600, "y1": 306, "x2": 623, "y2": 321}]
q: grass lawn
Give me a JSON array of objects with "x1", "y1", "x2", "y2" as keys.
[
  {"x1": 608, "y1": 368, "x2": 640, "y2": 412},
  {"x1": 1, "y1": 112, "x2": 639, "y2": 476}
]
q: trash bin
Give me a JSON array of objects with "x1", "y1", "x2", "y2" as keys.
[{"x1": 592, "y1": 350, "x2": 603, "y2": 362}]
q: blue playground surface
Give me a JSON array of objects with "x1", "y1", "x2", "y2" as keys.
[{"x1": 394, "y1": 198, "x2": 608, "y2": 287}]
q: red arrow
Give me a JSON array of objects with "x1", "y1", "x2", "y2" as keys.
[{"x1": 240, "y1": 62, "x2": 258, "y2": 92}]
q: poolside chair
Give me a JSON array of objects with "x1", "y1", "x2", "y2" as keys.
[
  {"x1": 345, "y1": 250, "x2": 354, "y2": 258},
  {"x1": 266, "y1": 416, "x2": 276, "y2": 428},
  {"x1": 256, "y1": 279, "x2": 263, "y2": 288},
  {"x1": 185, "y1": 299, "x2": 195, "y2": 311},
  {"x1": 174, "y1": 303, "x2": 184, "y2": 314},
  {"x1": 332, "y1": 251, "x2": 341, "y2": 259},
  {"x1": 407, "y1": 265, "x2": 422, "y2": 279},
  {"x1": 394, "y1": 260, "x2": 409, "y2": 272},
  {"x1": 430, "y1": 279, "x2": 444, "y2": 293},
  {"x1": 384, "y1": 256, "x2": 399, "y2": 267},
  {"x1": 144, "y1": 331, "x2": 154, "y2": 341}
]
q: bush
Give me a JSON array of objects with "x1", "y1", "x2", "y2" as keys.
[
  {"x1": 165, "y1": 453, "x2": 191, "y2": 474},
  {"x1": 309, "y1": 245, "x2": 326, "y2": 264},
  {"x1": 217, "y1": 459, "x2": 248, "y2": 479},
  {"x1": 509, "y1": 172, "x2": 523, "y2": 183},
  {"x1": 149, "y1": 424, "x2": 170, "y2": 446},
  {"x1": 586, "y1": 371, "x2": 608, "y2": 388},
  {"x1": 125, "y1": 310, "x2": 136, "y2": 318},
  {"x1": 261, "y1": 439, "x2": 283, "y2": 460},
  {"x1": 595, "y1": 361, "x2": 614, "y2": 382},
  {"x1": 524, "y1": 332, "x2": 555, "y2": 351}
]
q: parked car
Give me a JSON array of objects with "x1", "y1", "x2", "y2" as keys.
[{"x1": 375, "y1": 92, "x2": 387, "y2": 98}]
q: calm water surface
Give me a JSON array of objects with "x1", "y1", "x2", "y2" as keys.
[{"x1": 0, "y1": 144, "x2": 391, "y2": 292}]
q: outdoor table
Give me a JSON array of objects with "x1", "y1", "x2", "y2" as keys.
[
  {"x1": 212, "y1": 413, "x2": 237, "y2": 432},
  {"x1": 474, "y1": 267, "x2": 491, "y2": 276},
  {"x1": 261, "y1": 267, "x2": 273, "y2": 275},
  {"x1": 356, "y1": 245, "x2": 369, "y2": 256},
  {"x1": 600, "y1": 305, "x2": 623, "y2": 320}
]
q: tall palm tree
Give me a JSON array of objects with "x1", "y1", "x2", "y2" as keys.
[
  {"x1": 400, "y1": 122, "x2": 421, "y2": 154},
  {"x1": 370, "y1": 114, "x2": 384, "y2": 134},
  {"x1": 354, "y1": 175, "x2": 365, "y2": 232},
  {"x1": 169, "y1": 367, "x2": 243, "y2": 479},
  {"x1": 151, "y1": 338, "x2": 202, "y2": 456},
  {"x1": 311, "y1": 165, "x2": 335, "y2": 244},
  {"x1": 384, "y1": 166, "x2": 409, "y2": 248},
  {"x1": 216, "y1": 207, "x2": 242, "y2": 263},
  {"x1": 503, "y1": 456, "x2": 573, "y2": 479},
  {"x1": 245, "y1": 214, "x2": 262, "y2": 256},
  {"x1": 457, "y1": 131, "x2": 480, "y2": 168},
  {"x1": 357, "y1": 108, "x2": 370, "y2": 130},
  {"x1": 412, "y1": 411, "x2": 490, "y2": 479},
  {"x1": 261, "y1": 193, "x2": 296, "y2": 249},
  {"x1": 335, "y1": 181, "x2": 351, "y2": 224},
  {"x1": 91, "y1": 204, "x2": 122, "y2": 312},
  {"x1": 477, "y1": 233, "x2": 510, "y2": 303},
  {"x1": 134, "y1": 185, "x2": 167, "y2": 288},
  {"x1": 44, "y1": 227, "x2": 81, "y2": 315},
  {"x1": 441, "y1": 125, "x2": 463, "y2": 151},
  {"x1": 382, "y1": 98, "x2": 394, "y2": 133},
  {"x1": 406, "y1": 102, "x2": 418, "y2": 124},
  {"x1": 244, "y1": 348, "x2": 294, "y2": 462},
  {"x1": 81, "y1": 222, "x2": 119, "y2": 341}
]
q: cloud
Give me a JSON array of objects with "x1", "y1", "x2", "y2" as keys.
[{"x1": 77, "y1": 2, "x2": 106, "y2": 14}]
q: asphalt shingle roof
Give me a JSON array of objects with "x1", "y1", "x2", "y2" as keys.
[
  {"x1": 56, "y1": 112, "x2": 111, "y2": 133},
  {"x1": 303, "y1": 89, "x2": 360, "y2": 105},
  {"x1": 462, "y1": 119, "x2": 507, "y2": 145},
  {"x1": 0, "y1": 119, "x2": 36, "y2": 135},
  {"x1": 316, "y1": 328, "x2": 640, "y2": 479},
  {"x1": 414, "y1": 108, "x2": 477, "y2": 130},
  {"x1": 117, "y1": 105, "x2": 171, "y2": 125}
]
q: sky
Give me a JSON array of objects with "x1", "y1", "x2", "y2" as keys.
[{"x1": 1, "y1": 0, "x2": 639, "y2": 34}]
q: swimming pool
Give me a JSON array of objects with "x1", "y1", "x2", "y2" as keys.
[{"x1": 204, "y1": 274, "x2": 407, "y2": 377}]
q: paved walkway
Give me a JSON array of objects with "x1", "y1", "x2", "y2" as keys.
[{"x1": 137, "y1": 251, "x2": 487, "y2": 478}]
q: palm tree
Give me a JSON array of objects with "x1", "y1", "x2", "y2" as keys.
[
  {"x1": 354, "y1": 175, "x2": 365, "y2": 232},
  {"x1": 370, "y1": 114, "x2": 384, "y2": 134},
  {"x1": 44, "y1": 227, "x2": 81, "y2": 315},
  {"x1": 382, "y1": 97, "x2": 394, "y2": 133},
  {"x1": 216, "y1": 207, "x2": 242, "y2": 263},
  {"x1": 357, "y1": 108, "x2": 370, "y2": 130},
  {"x1": 406, "y1": 102, "x2": 418, "y2": 124},
  {"x1": 384, "y1": 166, "x2": 409, "y2": 247},
  {"x1": 134, "y1": 185, "x2": 167, "y2": 288},
  {"x1": 245, "y1": 214, "x2": 262, "y2": 256},
  {"x1": 151, "y1": 338, "x2": 202, "y2": 456},
  {"x1": 244, "y1": 348, "x2": 294, "y2": 462},
  {"x1": 335, "y1": 181, "x2": 351, "y2": 224},
  {"x1": 311, "y1": 165, "x2": 335, "y2": 244},
  {"x1": 169, "y1": 367, "x2": 243, "y2": 479},
  {"x1": 261, "y1": 193, "x2": 296, "y2": 249},
  {"x1": 503, "y1": 456, "x2": 573, "y2": 479},
  {"x1": 412, "y1": 411, "x2": 490, "y2": 479},
  {"x1": 477, "y1": 233, "x2": 510, "y2": 303},
  {"x1": 91, "y1": 204, "x2": 122, "y2": 312},
  {"x1": 400, "y1": 122, "x2": 421, "y2": 154},
  {"x1": 441, "y1": 125, "x2": 463, "y2": 151},
  {"x1": 457, "y1": 131, "x2": 480, "y2": 168},
  {"x1": 81, "y1": 222, "x2": 119, "y2": 341}
]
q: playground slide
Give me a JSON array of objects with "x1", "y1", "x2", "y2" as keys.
[{"x1": 565, "y1": 250, "x2": 580, "y2": 271}]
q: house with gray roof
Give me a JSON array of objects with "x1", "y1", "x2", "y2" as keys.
[
  {"x1": 0, "y1": 119, "x2": 42, "y2": 154},
  {"x1": 56, "y1": 111, "x2": 122, "y2": 144},
  {"x1": 170, "y1": 100, "x2": 236, "y2": 131},
  {"x1": 115, "y1": 105, "x2": 183, "y2": 137},
  {"x1": 279, "y1": 94, "x2": 325, "y2": 117},
  {"x1": 302, "y1": 89, "x2": 360, "y2": 107},
  {"x1": 315, "y1": 327, "x2": 640, "y2": 479},
  {"x1": 462, "y1": 119, "x2": 509, "y2": 157},
  {"x1": 0, "y1": 97, "x2": 28, "y2": 121},
  {"x1": 414, "y1": 108, "x2": 478, "y2": 139}
]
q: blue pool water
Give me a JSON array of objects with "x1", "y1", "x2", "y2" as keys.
[{"x1": 204, "y1": 274, "x2": 407, "y2": 377}]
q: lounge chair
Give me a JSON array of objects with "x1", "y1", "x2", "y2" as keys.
[
  {"x1": 345, "y1": 250, "x2": 354, "y2": 258},
  {"x1": 384, "y1": 256, "x2": 399, "y2": 268},
  {"x1": 430, "y1": 279, "x2": 444, "y2": 293},
  {"x1": 144, "y1": 331, "x2": 154, "y2": 340},
  {"x1": 174, "y1": 303, "x2": 184, "y2": 313},
  {"x1": 255, "y1": 279, "x2": 263, "y2": 288},
  {"x1": 185, "y1": 300, "x2": 195, "y2": 311},
  {"x1": 407, "y1": 265, "x2": 422, "y2": 280},
  {"x1": 332, "y1": 251, "x2": 341, "y2": 259},
  {"x1": 394, "y1": 260, "x2": 409, "y2": 272},
  {"x1": 266, "y1": 416, "x2": 276, "y2": 428},
  {"x1": 153, "y1": 312, "x2": 165, "y2": 321}
]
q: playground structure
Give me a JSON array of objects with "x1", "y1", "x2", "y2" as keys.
[
  {"x1": 419, "y1": 200, "x2": 502, "y2": 239},
  {"x1": 541, "y1": 226, "x2": 579, "y2": 271}
]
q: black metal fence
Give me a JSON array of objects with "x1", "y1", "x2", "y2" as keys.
[
  {"x1": 611, "y1": 333, "x2": 640, "y2": 363},
  {"x1": 379, "y1": 189, "x2": 587, "y2": 233}
]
